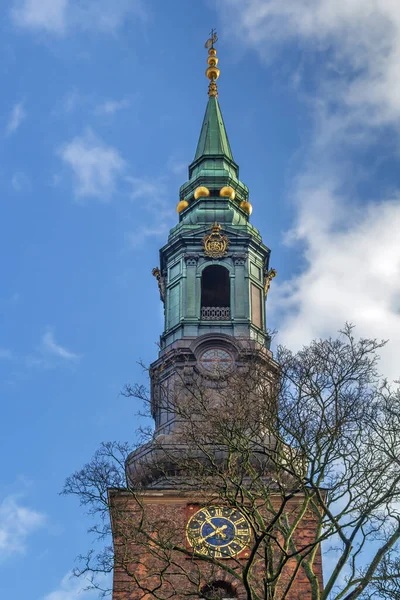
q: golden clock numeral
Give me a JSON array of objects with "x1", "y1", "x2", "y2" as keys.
[
  {"x1": 214, "y1": 508, "x2": 223, "y2": 517},
  {"x1": 234, "y1": 517, "x2": 246, "y2": 525}
]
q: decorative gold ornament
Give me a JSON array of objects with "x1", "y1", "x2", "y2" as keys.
[
  {"x1": 152, "y1": 267, "x2": 165, "y2": 303},
  {"x1": 208, "y1": 81, "x2": 218, "y2": 97},
  {"x1": 204, "y1": 30, "x2": 220, "y2": 98},
  {"x1": 203, "y1": 222, "x2": 229, "y2": 258},
  {"x1": 264, "y1": 268, "x2": 277, "y2": 295},
  {"x1": 176, "y1": 199, "x2": 189, "y2": 213},
  {"x1": 240, "y1": 200, "x2": 253, "y2": 215},
  {"x1": 206, "y1": 66, "x2": 220, "y2": 81},
  {"x1": 194, "y1": 186, "x2": 210, "y2": 200},
  {"x1": 207, "y1": 55, "x2": 219, "y2": 67},
  {"x1": 219, "y1": 186, "x2": 236, "y2": 200}
]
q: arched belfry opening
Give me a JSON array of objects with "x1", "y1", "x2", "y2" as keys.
[
  {"x1": 201, "y1": 265, "x2": 231, "y2": 320},
  {"x1": 201, "y1": 580, "x2": 237, "y2": 599}
]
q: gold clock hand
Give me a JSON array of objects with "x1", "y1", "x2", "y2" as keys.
[
  {"x1": 202, "y1": 524, "x2": 228, "y2": 542},
  {"x1": 203, "y1": 516, "x2": 218, "y2": 530},
  {"x1": 214, "y1": 525, "x2": 228, "y2": 539}
]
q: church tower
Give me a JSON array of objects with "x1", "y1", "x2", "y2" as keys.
[{"x1": 109, "y1": 35, "x2": 323, "y2": 600}]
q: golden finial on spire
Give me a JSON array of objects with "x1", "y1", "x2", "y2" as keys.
[{"x1": 204, "y1": 29, "x2": 220, "y2": 97}]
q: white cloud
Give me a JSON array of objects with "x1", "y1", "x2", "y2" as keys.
[
  {"x1": 127, "y1": 222, "x2": 172, "y2": 248},
  {"x1": 219, "y1": 0, "x2": 400, "y2": 128},
  {"x1": 275, "y1": 186, "x2": 400, "y2": 379},
  {"x1": 218, "y1": 0, "x2": 400, "y2": 379},
  {"x1": 5, "y1": 102, "x2": 26, "y2": 136},
  {"x1": 59, "y1": 130, "x2": 126, "y2": 201},
  {"x1": 59, "y1": 92, "x2": 131, "y2": 116},
  {"x1": 125, "y1": 176, "x2": 174, "y2": 245},
  {"x1": 167, "y1": 156, "x2": 187, "y2": 176},
  {"x1": 11, "y1": 171, "x2": 31, "y2": 192},
  {"x1": 127, "y1": 176, "x2": 163, "y2": 202},
  {"x1": 11, "y1": 0, "x2": 67, "y2": 34},
  {"x1": 41, "y1": 330, "x2": 80, "y2": 361},
  {"x1": 11, "y1": 0, "x2": 146, "y2": 36},
  {"x1": 44, "y1": 571, "x2": 111, "y2": 600},
  {"x1": 94, "y1": 97, "x2": 131, "y2": 116},
  {"x1": 0, "y1": 495, "x2": 45, "y2": 560},
  {"x1": 62, "y1": 88, "x2": 83, "y2": 114}
]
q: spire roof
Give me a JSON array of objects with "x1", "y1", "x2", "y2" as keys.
[
  {"x1": 179, "y1": 33, "x2": 248, "y2": 203},
  {"x1": 193, "y1": 95, "x2": 234, "y2": 162},
  {"x1": 187, "y1": 95, "x2": 240, "y2": 183}
]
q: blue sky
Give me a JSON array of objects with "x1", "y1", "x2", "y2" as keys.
[{"x1": 2, "y1": 1, "x2": 400, "y2": 598}]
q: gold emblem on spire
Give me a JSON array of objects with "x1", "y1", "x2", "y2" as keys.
[
  {"x1": 203, "y1": 222, "x2": 229, "y2": 258},
  {"x1": 204, "y1": 29, "x2": 220, "y2": 97}
]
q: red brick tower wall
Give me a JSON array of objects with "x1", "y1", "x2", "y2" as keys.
[{"x1": 109, "y1": 490, "x2": 323, "y2": 600}]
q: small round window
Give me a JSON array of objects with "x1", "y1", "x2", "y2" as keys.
[{"x1": 199, "y1": 348, "x2": 234, "y2": 374}]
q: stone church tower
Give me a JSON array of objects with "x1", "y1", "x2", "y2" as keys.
[{"x1": 109, "y1": 36, "x2": 323, "y2": 600}]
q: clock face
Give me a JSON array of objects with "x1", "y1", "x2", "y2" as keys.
[
  {"x1": 186, "y1": 506, "x2": 251, "y2": 558},
  {"x1": 199, "y1": 348, "x2": 234, "y2": 374}
]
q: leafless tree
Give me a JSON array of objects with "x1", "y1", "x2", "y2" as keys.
[{"x1": 63, "y1": 325, "x2": 400, "y2": 600}]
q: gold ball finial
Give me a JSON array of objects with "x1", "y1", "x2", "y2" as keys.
[
  {"x1": 206, "y1": 65, "x2": 220, "y2": 81},
  {"x1": 204, "y1": 29, "x2": 219, "y2": 97}
]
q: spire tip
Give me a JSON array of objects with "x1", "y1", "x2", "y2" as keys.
[{"x1": 204, "y1": 29, "x2": 220, "y2": 97}]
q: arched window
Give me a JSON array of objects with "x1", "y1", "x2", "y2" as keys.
[
  {"x1": 200, "y1": 580, "x2": 237, "y2": 599},
  {"x1": 201, "y1": 265, "x2": 230, "y2": 320}
]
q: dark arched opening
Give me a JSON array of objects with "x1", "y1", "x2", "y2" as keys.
[
  {"x1": 201, "y1": 265, "x2": 230, "y2": 320},
  {"x1": 201, "y1": 581, "x2": 237, "y2": 599}
]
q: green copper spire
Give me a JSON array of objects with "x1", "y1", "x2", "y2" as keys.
[
  {"x1": 178, "y1": 35, "x2": 249, "y2": 211},
  {"x1": 189, "y1": 96, "x2": 239, "y2": 179},
  {"x1": 193, "y1": 96, "x2": 234, "y2": 162},
  {"x1": 188, "y1": 96, "x2": 239, "y2": 181}
]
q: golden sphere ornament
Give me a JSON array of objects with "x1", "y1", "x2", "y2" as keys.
[
  {"x1": 207, "y1": 55, "x2": 219, "y2": 67},
  {"x1": 240, "y1": 200, "x2": 253, "y2": 215},
  {"x1": 206, "y1": 66, "x2": 220, "y2": 81},
  {"x1": 219, "y1": 186, "x2": 236, "y2": 200},
  {"x1": 176, "y1": 199, "x2": 189, "y2": 213},
  {"x1": 194, "y1": 186, "x2": 210, "y2": 200}
]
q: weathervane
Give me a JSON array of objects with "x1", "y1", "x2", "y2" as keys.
[
  {"x1": 204, "y1": 29, "x2": 220, "y2": 97},
  {"x1": 205, "y1": 28, "x2": 218, "y2": 49}
]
